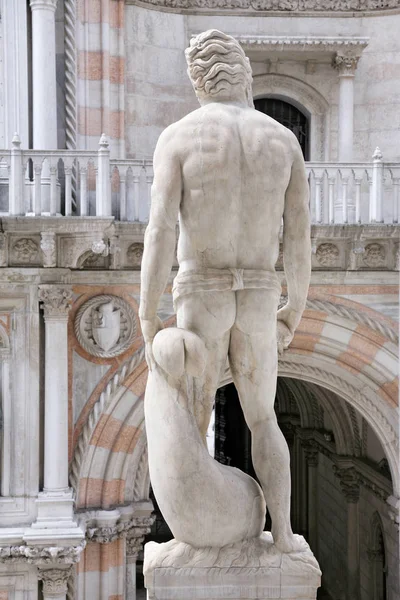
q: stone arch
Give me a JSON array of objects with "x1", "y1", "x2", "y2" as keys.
[
  {"x1": 252, "y1": 74, "x2": 330, "y2": 161},
  {"x1": 73, "y1": 299, "x2": 399, "y2": 509},
  {"x1": 70, "y1": 347, "x2": 150, "y2": 509}
]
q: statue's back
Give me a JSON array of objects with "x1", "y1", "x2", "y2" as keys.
[{"x1": 176, "y1": 102, "x2": 294, "y2": 271}]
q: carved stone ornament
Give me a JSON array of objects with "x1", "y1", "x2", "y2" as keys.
[
  {"x1": 12, "y1": 238, "x2": 39, "y2": 262},
  {"x1": 332, "y1": 53, "x2": 360, "y2": 76},
  {"x1": 333, "y1": 466, "x2": 360, "y2": 503},
  {"x1": 74, "y1": 295, "x2": 137, "y2": 358},
  {"x1": 0, "y1": 542, "x2": 85, "y2": 565},
  {"x1": 86, "y1": 515, "x2": 154, "y2": 545},
  {"x1": 39, "y1": 286, "x2": 73, "y2": 318},
  {"x1": 127, "y1": 243, "x2": 144, "y2": 268},
  {"x1": 0, "y1": 233, "x2": 6, "y2": 267},
  {"x1": 78, "y1": 250, "x2": 108, "y2": 270},
  {"x1": 315, "y1": 242, "x2": 339, "y2": 266},
  {"x1": 126, "y1": 535, "x2": 145, "y2": 559},
  {"x1": 130, "y1": 0, "x2": 399, "y2": 11},
  {"x1": 363, "y1": 243, "x2": 386, "y2": 267},
  {"x1": 394, "y1": 243, "x2": 399, "y2": 271},
  {"x1": 40, "y1": 231, "x2": 57, "y2": 268},
  {"x1": 38, "y1": 567, "x2": 72, "y2": 595}
]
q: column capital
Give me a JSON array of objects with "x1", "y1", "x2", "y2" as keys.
[
  {"x1": 333, "y1": 466, "x2": 360, "y2": 503},
  {"x1": 30, "y1": 0, "x2": 58, "y2": 11},
  {"x1": 39, "y1": 285, "x2": 73, "y2": 319},
  {"x1": 332, "y1": 53, "x2": 360, "y2": 77},
  {"x1": 126, "y1": 535, "x2": 145, "y2": 560},
  {"x1": 37, "y1": 566, "x2": 72, "y2": 597}
]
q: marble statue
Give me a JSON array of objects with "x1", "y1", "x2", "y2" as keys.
[{"x1": 139, "y1": 29, "x2": 312, "y2": 556}]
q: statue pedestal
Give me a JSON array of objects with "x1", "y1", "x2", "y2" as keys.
[{"x1": 144, "y1": 532, "x2": 321, "y2": 600}]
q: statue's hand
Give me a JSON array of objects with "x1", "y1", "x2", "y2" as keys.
[
  {"x1": 277, "y1": 320, "x2": 293, "y2": 355},
  {"x1": 277, "y1": 305, "x2": 300, "y2": 354},
  {"x1": 140, "y1": 316, "x2": 164, "y2": 371}
]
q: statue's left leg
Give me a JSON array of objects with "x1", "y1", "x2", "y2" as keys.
[
  {"x1": 176, "y1": 290, "x2": 235, "y2": 443},
  {"x1": 229, "y1": 288, "x2": 304, "y2": 553}
]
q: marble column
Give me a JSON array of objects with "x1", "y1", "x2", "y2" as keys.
[
  {"x1": 304, "y1": 444, "x2": 319, "y2": 555},
  {"x1": 333, "y1": 54, "x2": 360, "y2": 163},
  {"x1": 38, "y1": 567, "x2": 72, "y2": 600},
  {"x1": 125, "y1": 536, "x2": 145, "y2": 600},
  {"x1": 40, "y1": 286, "x2": 72, "y2": 492},
  {"x1": 25, "y1": 286, "x2": 84, "y2": 543},
  {"x1": 30, "y1": 0, "x2": 58, "y2": 149},
  {"x1": 334, "y1": 466, "x2": 361, "y2": 600}
]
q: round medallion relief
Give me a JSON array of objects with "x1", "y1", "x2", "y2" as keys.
[{"x1": 74, "y1": 295, "x2": 137, "y2": 358}]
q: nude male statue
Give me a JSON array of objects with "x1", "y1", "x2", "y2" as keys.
[{"x1": 139, "y1": 30, "x2": 311, "y2": 553}]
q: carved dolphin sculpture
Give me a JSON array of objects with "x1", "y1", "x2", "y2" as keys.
[{"x1": 145, "y1": 327, "x2": 266, "y2": 548}]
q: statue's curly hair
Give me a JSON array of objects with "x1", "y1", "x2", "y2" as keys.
[{"x1": 185, "y1": 30, "x2": 252, "y2": 100}]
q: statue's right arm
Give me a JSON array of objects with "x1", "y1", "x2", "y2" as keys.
[
  {"x1": 278, "y1": 133, "x2": 311, "y2": 340},
  {"x1": 139, "y1": 127, "x2": 182, "y2": 347}
]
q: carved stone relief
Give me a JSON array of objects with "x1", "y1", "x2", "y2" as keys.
[
  {"x1": 127, "y1": 243, "x2": 144, "y2": 268},
  {"x1": 77, "y1": 250, "x2": 108, "y2": 270},
  {"x1": 363, "y1": 243, "x2": 386, "y2": 268},
  {"x1": 11, "y1": 237, "x2": 39, "y2": 264},
  {"x1": 40, "y1": 231, "x2": 57, "y2": 268},
  {"x1": 315, "y1": 243, "x2": 340, "y2": 267},
  {"x1": 131, "y1": 0, "x2": 398, "y2": 11},
  {"x1": 74, "y1": 295, "x2": 137, "y2": 358}
]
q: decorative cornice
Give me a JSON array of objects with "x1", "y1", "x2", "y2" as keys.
[
  {"x1": 128, "y1": 0, "x2": 399, "y2": 13},
  {"x1": 236, "y1": 35, "x2": 369, "y2": 55},
  {"x1": 39, "y1": 285, "x2": 73, "y2": 318},
  {"x1": 0, "y1": 542, "x2": 86, "y2": 565}
]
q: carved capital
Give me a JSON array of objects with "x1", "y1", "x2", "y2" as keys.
[
  {"x1": 126, "y1": 535, "x2": 145, "y2": 560},
  {"x1": 303, "y1": 442, "x2": 319, "y2": 467},
  {"x1": 30, "y1": 0, "x2": 58, "y2": 11},
  {"x1": 39, "y1": 286, "x2": 73, "y2": 319},
  {"x1": 86, "y1": 514, "x2": 155, "y2": 544},
  {"x1": 38, "y1": 567, "x2": 72, "y2": 596},
  {"x1": 333, "y1": 466, "x2": 360, "y2": 502},
  {"x1": 41, "y1": 232, "x2": 57, "y2": 268},
  {"x1": 333, "y1": 53, "x2": 360, "y2": 76}
]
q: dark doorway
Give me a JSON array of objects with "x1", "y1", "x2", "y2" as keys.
[{"x1": 254, "y1": 97, "x2": 310, "y2": 160}]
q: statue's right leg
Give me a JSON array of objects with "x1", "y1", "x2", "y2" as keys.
[{"x1": 176, "y1": 290, "x2": 235, "y2": 442}]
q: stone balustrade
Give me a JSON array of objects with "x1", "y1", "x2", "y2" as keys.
[{"x1": 0, "y1": 135, "x2": 399, "y2": 225}]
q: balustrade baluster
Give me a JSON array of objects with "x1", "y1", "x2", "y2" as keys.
[
  {"x1": 120, "y1": 170, "x2": 127, "y2": 221},
  {"x1": 49, "y1": 163, "x2": 57, "y2": 216},
  {"x1": 65, "y1": 165, "x2": 72, "y2": 216},
  {"x1": 370, "y1": 147, "x2": 384, "y2": 223},
  {"x1": 393, "y1": 178, "x2": 399, "y2": 224},
  {"x1": 133, "y1": 172, "x2": 140, "y2": 221},
  {"x1": 9, "y1": 133, "x2": 23, "y2": 215},
  {"x1": 328, "y1": 176, "x2": 335, "y2": 224},
  {"x1": 341, "y1": 176, "x2": 349, "y2": 224},
  {"x1": 80, "y1": 165, "x2": 88, "y2": 216},
  {"x1": 97, "y1": 134, "x2": 111, "y2": 216},
  {"x1": 314, "y1": 174, "x2": 323, "y2": 223},
  {"x1": 354, "y1": 177, "x2": 362, "y2": 224},
  {"x1": 34, "y1": 162, "x2": 42, "y2": 216}
]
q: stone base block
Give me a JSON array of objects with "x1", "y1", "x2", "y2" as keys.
[{"x1": 144, "y1": 532, "x2": 321, "y2": 600}]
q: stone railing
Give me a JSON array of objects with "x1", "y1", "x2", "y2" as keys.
[{"x1": 0, "y1": 135, "x2": 399, "y2": 225}]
